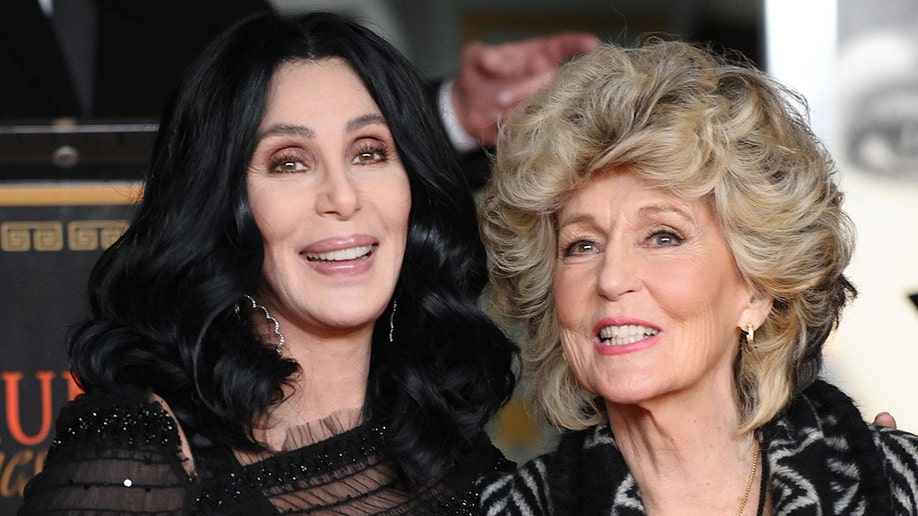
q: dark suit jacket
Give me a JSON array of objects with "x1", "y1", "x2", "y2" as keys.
[
  {"x1": 0, "y1": 0, "x2": 273, "y2": 120},
  {"x1": 0, "y1": 1, "x2": 495, "y2": 187}
]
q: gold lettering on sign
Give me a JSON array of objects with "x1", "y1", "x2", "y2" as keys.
[
  {"x1": 0, "y1": 222, "x2": 63, "y2": 252},
  {"x1": 1, "y1": 220, "x2": 129, "y2": 252},
  {"x1": 68, "y1": 220, "x2": 128, "y2": 250},
  {"x1": 0, "y1": 224, "x2": 30, "y2": 251}
]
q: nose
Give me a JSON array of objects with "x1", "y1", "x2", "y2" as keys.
[
  {"x1": 596, "y1": 246, "x2": 640, "y2": 301},
  {"x1": 315, "y1": 165, "x2": 361, "y2": 219}
]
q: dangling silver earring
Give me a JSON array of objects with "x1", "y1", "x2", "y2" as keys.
[
  {"x1": 243, "y1": 295, "x2": 286, "y2": 355},
  {"x1": 388, "y1": 299, "x2": 397, "y2": 343},
  {"x1": 745, "y1": 323, "x2": 755, "y2": 347}
]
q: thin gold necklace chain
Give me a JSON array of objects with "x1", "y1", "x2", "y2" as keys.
[{"x1": 737, "y1": 436, "x2": 760, "y2": 515}]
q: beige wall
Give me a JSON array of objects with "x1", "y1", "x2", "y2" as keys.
[{"x1": 768, "y1": 0, "x2": 918, "y2": 433}]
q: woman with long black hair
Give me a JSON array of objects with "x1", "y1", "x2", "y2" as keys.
[{"x1": 20, "y1": 12, "x2": 516, "y2": 515}]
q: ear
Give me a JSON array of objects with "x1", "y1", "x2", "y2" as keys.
[{"x1": 737, "y1": 289, "x2": 774, "y2": 332}]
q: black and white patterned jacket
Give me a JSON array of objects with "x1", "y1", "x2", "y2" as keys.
[{"x1": 479, "y1": 380, "x2": 918, "y2": 515}]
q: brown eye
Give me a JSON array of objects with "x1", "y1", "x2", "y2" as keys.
[
  {"x1": 352, "y1": 141, "x2": 389, "y2": 165},
  {"x1": 355, "y1": 151, "x2": 380, "y2": 163},
  {"x1": 269, "y1": 157, "x2": 308, "y2": 173}
]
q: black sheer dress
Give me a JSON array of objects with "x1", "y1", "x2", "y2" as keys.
[{"x1": 20, "y1": 387, "x2": 512, "y2": 515}]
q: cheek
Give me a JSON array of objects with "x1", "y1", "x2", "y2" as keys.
[
  {"x1": 553, "y1": 267, "x2": 585, "y2": 331},
  {"x1": 375, "y1": 200, "x2": 410, "y2": 265},
  {"x1": 655, "y1": 264, "x2": 746, "y2": 350},
  {"x1": 651, "y1": 259, "x2": 729, "y2": 318},
  {"x1": 385, "y1": 179, "x2": 412, "y2": 241},
  {"x1": 554, "y1": 268, "x2": 596, "y2": 387},
  {"x1": 248, "y1": 181, "x2": 282, "y2": 239},
  {"x1": 251, "y1": 202, "x2": 292, "y2": 252},
  {"x1": 247, "y1": 186, "x2": 304, "y2": 269},
  {"x1": 559, "y1": 327, "x2": 597, "y2": 393},
  {"x1": 393, "y1": 194, "x2": 411, "y2": 235},
  {"x1": 257, "y1": 226, "x2": 286, "y2": 284}
]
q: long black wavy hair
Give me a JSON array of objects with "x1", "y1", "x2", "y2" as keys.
[{"x1": 68, "y1": 11, "x2": 517, "y2": 487}]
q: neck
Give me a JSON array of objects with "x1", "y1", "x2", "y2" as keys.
[
  {"x1": 261, "y1": 323, "x2": 374, "y2": 448},
  {"x1": 605, "y1": 380, "x2": 762, "y2": 514}
]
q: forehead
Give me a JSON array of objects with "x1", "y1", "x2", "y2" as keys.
[
  {"x1": 262, "y1": 58, "x2": 377, "y2": 119},
  {"x1": 565, "y1": 172, "x2": 693, "y2": 211},
  {"x1": 558, "y1": 172, "x2": 726, "y2": 234},
  {"x1": 271, "y1": 57, "x2": 359, "y2": 86}
]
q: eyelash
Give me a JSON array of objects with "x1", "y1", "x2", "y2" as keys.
[
  {"x1": 268, "y1": 152, "x2": 307, "y2": 174},
  {"x1": 353, "y1": 142, "x2": 389, "y2": 165},
  {"x1": 560, "y1": 226, "x2": 685, "y2": 257},
  {"x1": 561, "y1": 237, "x2": 598, "y2": 257},
  {"x1": 646, "y1": 227, "x2": 684, "y2": 246},
  {"x1": 264, "y1": 141, "x2": 391, "y2": 173}
]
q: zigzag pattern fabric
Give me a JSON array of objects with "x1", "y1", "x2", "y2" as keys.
[{"x1": 479, "y1": 380, "x2": 918, "y2": 515}]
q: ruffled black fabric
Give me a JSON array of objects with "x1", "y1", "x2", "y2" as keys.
[{"x1": 20, "y1": 387, "x2": 513, "y2": 515}]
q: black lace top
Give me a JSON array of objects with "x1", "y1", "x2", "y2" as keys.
[{"x1": 19, "y1": 388, "x2": 512, "y2": 515}]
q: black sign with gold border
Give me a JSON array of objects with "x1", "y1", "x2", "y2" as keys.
[{"x1": 0, "y1": 182, "x2": 140, "y2": 510}]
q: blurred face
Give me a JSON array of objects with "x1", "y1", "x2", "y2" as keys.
[
  {"x1": 247, "y1": 59, "x2": 410, "y2": 341},
  {"x1": 553, "y1": 171, "x2": 768, "y2": 409}
]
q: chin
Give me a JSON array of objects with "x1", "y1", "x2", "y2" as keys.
[{"x1": 593, "y1": 379, "x2": 664, "y2": 408}]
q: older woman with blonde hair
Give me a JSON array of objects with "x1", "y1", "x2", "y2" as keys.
[{"x1": 478, "y1": 40, "x2": 918, "y2": 515}]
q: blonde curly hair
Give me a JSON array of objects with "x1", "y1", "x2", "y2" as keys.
[{"x1": 479, "y1": 39, "x2": 856, "y2": 432}]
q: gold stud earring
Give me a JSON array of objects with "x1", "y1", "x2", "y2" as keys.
[{"x1": 746, "y1": 323, "x2": 755, "y2": 347}]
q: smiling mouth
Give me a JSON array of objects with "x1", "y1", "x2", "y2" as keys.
[
  {"x1": 304, "y1": 245, "x2": 373, "y2": 262},
  {"x1": 598, "y1": 324, "x2": 660, "y2": 346}
]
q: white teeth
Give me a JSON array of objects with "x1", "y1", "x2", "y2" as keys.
[
  {"x1": 305, "y1": 245, "x2": 373, "y2": 262},
  {"x1": 598, "y1": 324, "x2": 659, "y2": 346}
]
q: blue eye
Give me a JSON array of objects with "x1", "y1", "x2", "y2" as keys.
[
  {"x1": 563, "y1": 239, "x2": 599, "y2": 256},
  {"x1": 648, "y1": 230, "x2": 683, "y2": 246}
]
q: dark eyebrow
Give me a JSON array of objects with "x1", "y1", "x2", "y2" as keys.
[
  {"x1": 257, "y1": 123, "x2": 314, "y2": 140},
  {"x1": 256, "y1": 114, "x2": 387, "y2": 141},
  {"x1": 346, "y1": 113, "x2": 387, "y2": 133}
]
